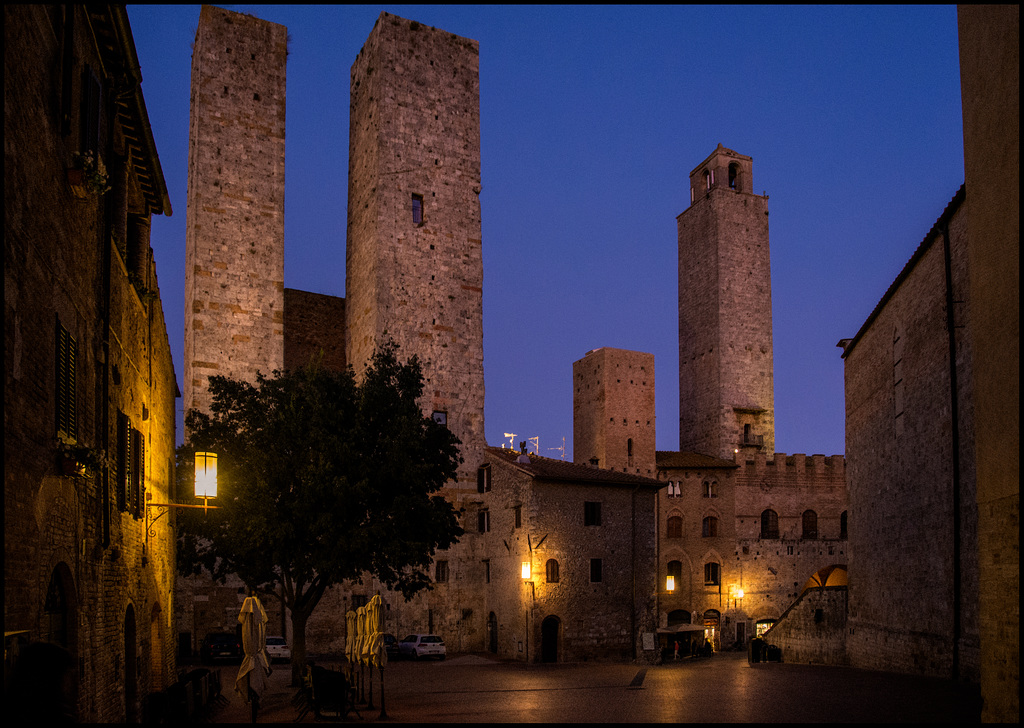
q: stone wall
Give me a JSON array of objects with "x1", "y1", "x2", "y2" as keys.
[
  {"x1": 763, "y1": 586, "x2": 848, "y2": 666},
  {"x1": 843, "y1": 191, "x2": 979, "y2": 681},
  {"x1": 678, "y1": 146, "x2": 774, "y2": 460},
  {"x1": 184, "y1": 5, "x2": 287, "y2": 419},
  {"x1": 346, "y1": 12, "x2": 486, "y2": 495}
]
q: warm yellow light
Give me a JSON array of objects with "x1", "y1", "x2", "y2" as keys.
[
  {"x1": 666, "y1": 575, "x2": 675, "y2": 592},
  {"x1": 521, "y1": 562, "x2": 531, "y2": 579},
  {"x1": 736, "y1": 588, "x2": 744, "y2": 599},
  {"x1": 195, "y1": 452, "x2": 218, "y2": 499}
]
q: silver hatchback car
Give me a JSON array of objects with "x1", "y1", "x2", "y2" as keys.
[{"x1": 398, "y1": 634, "x2": 446, "y2": 660}]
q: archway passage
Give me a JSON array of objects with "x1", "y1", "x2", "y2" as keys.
[
  {"x1": 541, "y1": 616, "x2": 559, "y2": 663},
  {"x1": 801, "y1": 564, "x2": 848, "y2": 594}
]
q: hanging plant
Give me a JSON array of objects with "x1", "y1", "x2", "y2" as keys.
[{"x1": 68, "y1": 151, "x2": 111, "y2": 198}]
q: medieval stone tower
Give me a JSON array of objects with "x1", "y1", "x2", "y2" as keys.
[
  {"x1": 184, "y1": 5, "x2": 287, "y2": 421},
  {"x1": 677, "y1": 145, "x2": 774, "y2": 460},
  {"x1": 573, "y1": 347, "x2": 656, "y2": 477},
  {"x1": 347, "y1": 13, "x2": 486, "y2": 490}
]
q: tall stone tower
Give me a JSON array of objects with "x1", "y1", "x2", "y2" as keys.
[
  {"x1": 677, "y1": 145, "x2": 774, "y2": 460},
  {"x1": 184, "y1": 6, "x2": 287, "y2": 424},
  {"x1": 347, "y1": 13, "x2": 485, "y2": 489},
  {"x1": 573, "y1": 348, "x2": 656, "y2": 477}
]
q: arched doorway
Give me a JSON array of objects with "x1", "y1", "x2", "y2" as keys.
[
  {"x1": 487, "y1": 612, "x2": 498, "y2": 654},
  {"x1": 540, "y1": 616, "x2": 559, "y2": 663},
  {"x1": 124, "y1": 605, "x2": 138, "y2": 723}
]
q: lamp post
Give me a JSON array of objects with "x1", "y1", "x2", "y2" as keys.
[
  {"x1": 146, "y1": 451, "x2": 219, "y2": 539},
  {"x1": 522, "y1": 560, "x2": 533, "y2": 664}
]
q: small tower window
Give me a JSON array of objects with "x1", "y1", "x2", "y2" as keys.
[
  {"x1": 728, "y1": 163, "x2": 739, "y2": 190},
  {"x1": 412, "y1": 193, "x2": 424, "y2": 224}
]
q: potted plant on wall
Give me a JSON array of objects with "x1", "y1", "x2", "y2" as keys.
[
  {"x1": 67, "y1": 151, "x2": 111, "y2": 199},
  {"x1": 57, "y1": 441, "x2": 104, "y2": 478}
]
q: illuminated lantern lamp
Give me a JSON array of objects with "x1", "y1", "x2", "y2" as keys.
[
  {"x1": 736, "y1": 588, "x2": 744, "y2": 599},
  {"x1": 195, "y1": 451, "x2": 218, "y2": 511},
  {"x1": 666, "y1": 575, "x2": 675, "y2": 592},
  {"x1": 521, "y1": 562, "x2": 531, "y2": 580}
]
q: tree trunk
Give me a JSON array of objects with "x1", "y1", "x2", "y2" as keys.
[{"x1": 290, "y1": 607, "x2": 309, "y2": 687}]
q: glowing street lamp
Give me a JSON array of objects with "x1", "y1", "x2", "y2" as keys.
[
  {"x1": 195, "y1": 451, "x2": 218, "y2": 502},
  {"x1": 666, "y1": 575, "x2": 675, "y2": 592},
  {"x1": 521, "y1": 561, "x2": 531, "y2": 580}
]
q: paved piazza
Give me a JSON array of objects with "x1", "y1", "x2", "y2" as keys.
[{"x1": 212, "y1": 651, "x2": 981, "y2": 723}]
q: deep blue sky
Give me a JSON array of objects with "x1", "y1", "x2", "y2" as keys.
[{"x1": 127, "y1": 5, "x2": 965, "y2": 458}]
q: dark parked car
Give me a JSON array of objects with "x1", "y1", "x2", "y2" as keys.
[
  {"x1": 382, "y1": 633, "x2": 400, "y2": 660},
  {"x1": 200, "y1": 632, "x2": 241, "y2": 664}
]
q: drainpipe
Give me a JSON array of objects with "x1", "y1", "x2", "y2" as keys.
[{"x1": 940, "y1": 221, "x2": 962, "y2": 681}]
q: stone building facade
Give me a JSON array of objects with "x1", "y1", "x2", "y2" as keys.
[
  {"x1": 4, "y1": 5, "x2": 177, "y2": 721},
  {"x1": 841, "y1": 189, "x2": 981, "y2": 681},
  {"x1": 956, "y1": 5, "x2": 1019, "y2": 721},
  {"x1": 478, "y1": 447, "x2": 662, "y2": 663}
]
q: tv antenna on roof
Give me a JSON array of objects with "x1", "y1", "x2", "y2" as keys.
[
  {"x1": 547, "y1": 436, "x2": 566, "y2": 460},
  {"x1": 527, "y1": 437, "x2": 539, "y2": 455},
  {"x1": 503, "y1": 432, "x2": 517, "y2": 450}
]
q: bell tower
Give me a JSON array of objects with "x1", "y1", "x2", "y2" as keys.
[{"x1": 677, "y1": 145, "x2": 774, "y2": 460}]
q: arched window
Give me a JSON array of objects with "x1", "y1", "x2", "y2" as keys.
[
  {"x1": 802, "y1": 510, "x2": 818, "y2": 539},
  {"x1": 760, "y1": 509, "x2": 779, "y2": 539},
  {"x1": 840, "y1": 510, "x2": 848, "y2": 539},
  {"x1": 545, "y1": 558, "x2": 559, "y2": 584},
  {"x1": 702, "y1": 515, "x2": 719, "y2": 537},
  {"x1": 667, "y1": 515, "x2": 683, "y2": 539},
  {"x1": 704, "y1": 562, "x2": 720, "y2": 586},
  {"x1": 667, "y1": 560, "x2": 683, "y2": 592},
  {"x1": 728, "y1": 163, "x2": 739, "y2": 190}
]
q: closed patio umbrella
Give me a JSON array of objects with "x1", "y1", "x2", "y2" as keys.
[
  {"x1": 364, "y1": 595, "x2": 386, "y2": 668},
  {"x1": 236, "y1": 593, "x2": 272, "y2": 722}
]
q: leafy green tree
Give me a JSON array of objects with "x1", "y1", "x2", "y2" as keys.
[{"x1": 177, "y1": 342, "x2": 464, "y2": 681}]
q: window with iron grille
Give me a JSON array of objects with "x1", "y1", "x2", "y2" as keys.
[{"x1": 435, "y1": 560, "x2": 449, "y2": 583}]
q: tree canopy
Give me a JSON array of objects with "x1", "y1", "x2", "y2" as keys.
[{"x1": 177, "y1": 342, "x2": 464, "y2": 675}]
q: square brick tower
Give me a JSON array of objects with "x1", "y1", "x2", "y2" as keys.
[
  {"x1": 347, "y1": 13, "x2": 485, "y2": 490},
  {"x1": 573, "y1": 348, "x2": 657, "y2": 477},
  {"x1": 184, "y1": 6, "x2": 287, "y2": 423},
  {"x1": 677, "y1": 145, "x2": 774, "y2": 460}
]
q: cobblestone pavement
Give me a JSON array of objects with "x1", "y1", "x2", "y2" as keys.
[{"x1": 209, "y1": 651, "x2": 981, "y2": 723}]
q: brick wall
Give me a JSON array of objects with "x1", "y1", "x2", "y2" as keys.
[
  {"x1": 283, "y1": 288, "x2": 347, "y2": 373},
  {"x1": 4, "y1": 6, "x2": 177, "y2": 720}
]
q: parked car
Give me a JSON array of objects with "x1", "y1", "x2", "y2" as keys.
[
  {"x1": 200, "y1": 632, "x2": 241, "y2": 664},
  {"x1": 265, "y1": 636, "x2": 291, "y2": 663},
  {"x1": 382, "y1": 633, "x2": 400, "y2": 660},
  {"x1": 398, "y1": 634, "x2": 446, "y2": 660}
]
